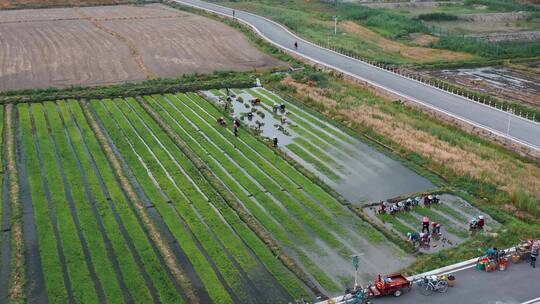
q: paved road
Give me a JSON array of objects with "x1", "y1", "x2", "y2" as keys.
[
  {"x1": 374, "y1": 262, "x2": 540, "y2": 304},
  {"x1": 174, "y1": 0, "x2": 540, "y2": 152}
]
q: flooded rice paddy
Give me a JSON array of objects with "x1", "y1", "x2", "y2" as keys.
[{"x1": 203, "y1": 87, "x2": 434, "y2": 204}]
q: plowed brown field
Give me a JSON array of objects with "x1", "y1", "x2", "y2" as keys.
[
  {"x1": 0, "y1": 0, "x2": 133, "y2": 9},
  {"x1": 0, "y1": 4, "x2": 282, "y2": 91}
]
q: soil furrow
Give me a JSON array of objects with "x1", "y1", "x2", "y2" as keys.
[
  {"x1": 75, "y1": 8, "x2": 155, "y2": 80},
  {"x1": 15, "y1": 107, "x2": 47, "y2": 304},
  {"x1": 41, "y1": 105, "x2": 106, "y2": 303},
  {"x1": 5, "y1": 104, "x2": 24, "y2": 302}
]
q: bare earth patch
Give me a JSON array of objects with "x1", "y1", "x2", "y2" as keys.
[
  {"x1": 338, "y1": 21, "x2": 473, "y2": 62},
  {"x1": 0, "y1": 0, "x2": 133, "y2": 9},
  {"x1": 0, "y1": 4, "x2": 282, "y2": 91}
]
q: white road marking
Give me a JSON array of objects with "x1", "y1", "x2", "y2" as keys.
[{"x1": 522, "y1": 297, "x2": 540, "y2": 304}]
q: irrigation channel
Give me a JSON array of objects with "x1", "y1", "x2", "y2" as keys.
[
  {"x1": 0, "y1": 89, "x2": 474, "y2": 302},
  {"x1": 204, "y1": 87, "x2": 434, "y2": 204}
]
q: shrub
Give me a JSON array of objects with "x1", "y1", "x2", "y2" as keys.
[{"x1": 417, "y1": 13, "x2": 458, "y2": 22}]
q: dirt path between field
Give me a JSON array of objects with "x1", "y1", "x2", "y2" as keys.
[
  {"x1": 15, "y1": 107, "x2": 47, "y2": 303},
  {"x1": 0, "y1": 107, "x2": 11, "y2": 303},
  {"x1": 5, "y1": 104, "x2": 24, "y2": 302},
  {"x1": 75, "y1": 8, "x2": 156, "y2": 80}
]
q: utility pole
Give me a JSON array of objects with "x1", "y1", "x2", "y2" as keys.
[{"x1": 334, "y1": 15, "x2": 339, "y2": 35}]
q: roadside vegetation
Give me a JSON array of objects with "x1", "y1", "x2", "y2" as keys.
[
  {"x1": 209, "y1": 0, "x2": 540, "y2": 66},
  {"x1": 266, "y1": 70, "x2": 540, "y2": 270}
]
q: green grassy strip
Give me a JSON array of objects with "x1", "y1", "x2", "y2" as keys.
[
  {"x1": 210, "y1": 89, "x2": 225, "y2": 97},
  {"x1": 145, "y1": 95, "x2": 335, "y2": 295},
  {"x1": 377, "y1": 214, "x2": 411, "y2": 237},
  {"x1": 121, "y1": 98, "x2": 272, "y2": 301},
  {"x1": 188, "y1": 93, "x2": 387, "y2": 245},
  {"x1": 286, "y1": 143, "x2": 341, "y2": 182},
  {"x1": 67, "y1": 100, "x2": 182, "y2": 303},
  {"x1": 433, "y1": 204, "x2": 469, "y2": 224},
  {"x1": 30, "y1": 103, "x2": 99, "y2": 303},
  {"x1": 396, "y1": 211, "x2": 422, "y2": 230},
  {"x1": 44, "y1": 101, "x2": 124, "y2": 303},
  {"x1": 248, "y1": 88, "x2": 356, "y2": 150},
  {"x1": 170, "y1": 94, "x2": 351, "y2": 257},
  {"x1": 18, "y1": 104, "x2": 68, "y2": 303},
  {"x1": 91, "y1": 100, "x2": 232, "y2": 304},
  {"x1": 57, "y1": 101, "x2": 154, "y2": 303},
  {"x1": 292, "y1": 137, "x2": 348, "y2": 174},
  {"x1": 412, "y1": 208, "x2": 468, "y2": 239},
  {"x1": 184, "y1": 94, "x2": 356, "y2": 229}
]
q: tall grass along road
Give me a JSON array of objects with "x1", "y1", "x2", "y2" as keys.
[{"x1": 173, "y1": 0, "x2": 540, "y2": 153}]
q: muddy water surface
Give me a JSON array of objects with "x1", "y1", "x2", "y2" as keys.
[
  {"x1": 204, "y1": 88, "x2": 434, "y2": 204},
  {"x1": 427, "y1": 66, "x2": 540, "y2": 107}
]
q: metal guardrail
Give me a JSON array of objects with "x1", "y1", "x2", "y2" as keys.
[{"x1": 312, "y1": 40, "x2": 539, "y2": 124}]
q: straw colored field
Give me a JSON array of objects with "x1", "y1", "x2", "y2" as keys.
[{"x1": 0, "y1": 4, "x2": 282, "y2": 91}]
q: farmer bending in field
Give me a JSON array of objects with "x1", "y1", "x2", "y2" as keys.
[
  {"x1": 478, "y1": 215, "x2": 485, "y2": 230},
  {"x1": 378, "y1": 201, "x2": 386, "y2": 214},
  {"x1": 432, "y1": 222, "x2": 441, "y2": 236},
  {"x1": 407, "y1": 232, "x2": 420, "y2": 246},
  {"x1": 273, "y1": 135, "x2": 278, "y2": 147},
  {"x1": 217, "y1": 117, "x2": 226, "y2": 127}
]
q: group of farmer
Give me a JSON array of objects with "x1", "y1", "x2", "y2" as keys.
[
  {"x1": 216, "y1": 116, "x2": 241, "y2": 137},
  {"x1": 469, "y1": 215, "x2": 485, "y2": 232},
  {"x1": 378, "y1": 195, "x2": 440, "y2": 215},
  {"x1": 272, "y1": 103, "x2": 286, "y2": 113},
  {"x1": 407, "y1": 216, "x2": 442, "y2": 248}
]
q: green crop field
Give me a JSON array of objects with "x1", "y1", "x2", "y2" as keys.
[{"x1": 0, "y1": 89, "x2": 422, "y2": 303}]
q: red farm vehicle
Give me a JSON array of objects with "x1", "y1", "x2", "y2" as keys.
[{"x1": 367, "y1": 273, "x2": 411, "y2": 298}]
